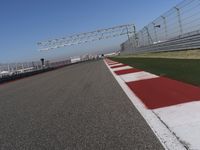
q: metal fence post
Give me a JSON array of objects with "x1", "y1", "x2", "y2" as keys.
[
  {"x1": 145, "y1": 26, "x2": 153, "y2": 45},
  {"x1": 153, "y1": 22, "x2": 158, "y2": 42},
  {"x1": 133, "y1": 25, "x2": 138, "y2": 48},
  {"x1": 126, "y1": 25, "x2": 135, "y2": 52},
  {"x1": 161, "y1": 16, "x2": 168, "y2": 40},
  {"x1": 126, "y1": 25, "x2": 131, "y2": 43},
  {"x1": 22, "y1": 63, "x2": 24, "y2": 70},
  {"x1": 174, "y1": 7, "x2": 183, "y2": 35},
  {"x1": 15, "y1": 63, "x2": 18, "y2": 72},
  {"x1": 141, "y1": 31, "x2": 145, "y2": 46},
  {"x1": 7, "y1": 64, "x2": 10, "y2": 72}
]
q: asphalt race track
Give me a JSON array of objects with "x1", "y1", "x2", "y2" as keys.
[{"x1": 0, "y1": 60, "x2": 164, "y2": 150}]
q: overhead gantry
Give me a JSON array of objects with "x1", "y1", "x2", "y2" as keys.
[{"x1": 37, "y1": 24, "x2": 136, "y2": 51}]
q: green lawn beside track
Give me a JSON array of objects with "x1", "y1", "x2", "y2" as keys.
[{"x1": 110, "y1": 57, "x2": 200, "y2": 87}]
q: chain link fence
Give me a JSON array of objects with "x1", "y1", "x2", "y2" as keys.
[{"x1": 121, "y1": 0, "x2": 200, "y2": 54}]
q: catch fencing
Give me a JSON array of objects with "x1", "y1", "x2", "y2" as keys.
[{"x1": 121, "y1": 0, "x2": 200, "y2": 53}]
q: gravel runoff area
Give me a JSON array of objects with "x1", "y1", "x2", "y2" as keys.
[{"x1": 0, "y1": 60, "x2": 164, "y2": 150}]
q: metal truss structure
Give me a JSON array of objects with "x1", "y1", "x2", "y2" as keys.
[{"x1": 37, "y1": 24, "x2": 136, "y2": 51}]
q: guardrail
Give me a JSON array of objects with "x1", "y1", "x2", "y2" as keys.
[
  {"x1": 0, "y1": 57, "x2": 102, "y2": 84},
  {"x1": 132, "y1": 30, "x2": 200, "y2": 53}
]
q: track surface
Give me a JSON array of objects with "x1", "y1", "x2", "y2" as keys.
[{"x1": 0, "y1": 60, "x2": 163, "y2": 150}]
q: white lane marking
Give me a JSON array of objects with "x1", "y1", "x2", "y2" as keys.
[
  {"x1": 104, "y1": 60, "x2": 186, "y2": 150},
  {"x1": 154, "y1": 101, "x2": 200, "y2": 149},
  {"x1": 109, "y1": 63, "x2": 123, "y2": 67},
  {"x1": 120, "y1": 71, "x2": 159, "y2": 83},
  {"x1": 112, "y1": 66, "x2": 133, "y2": 71}
]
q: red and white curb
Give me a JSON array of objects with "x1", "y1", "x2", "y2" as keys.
[{"x1": 105, "y1": 59, "x2": 200, "y2": 150}]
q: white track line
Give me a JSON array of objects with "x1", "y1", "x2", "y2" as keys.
[
  {"x1": 104, "y1": 60, "x2": 186, "y2": 150},
  {"x1": 119, "y1": 71, "x2": 159, "y2": 83},
  {"x1": 109, "y1": 63, "x2": 123, "y2": 67},
  {"x1": 112, "y1": 66, "x2": 132, "y2": 71}
]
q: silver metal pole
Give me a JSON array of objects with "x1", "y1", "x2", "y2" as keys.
[
  {"x1": 126, "y1": 25, "x2": 131, "y2": 43},
  {"x1": 141, "y1": 31, "x2": 144, "y2": 46},
  {"x1": 126, "y1": 25, "x2": 135, "y2": 52},
  {"x1": 7, "y1": 64, "x2": 10, "y2": 72},
  {"x1": 153, "y1": 22, "x2": 158, "y2": 42},
  {"x1": 145, "y1": 27, "x2": 153, "y2": 45},
  {"x1": 15, "y1": 63, "x2": 18, "y2": 73},
  {"x1": 133, "y1": 25, "x2": 138, "y2": 48},
  {"x1": 174, "y1": 7, "x2": 183, "y2": 35},
  {"x1": 161, "y1": 16, "x2": 168, "y2": 40}
]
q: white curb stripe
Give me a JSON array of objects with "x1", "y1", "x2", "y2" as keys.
[
  {"x1": 112, "y1": 66, "x2": 133, "y2": 71},
  {"x1": 104, "y1": 60, "x2": 186, "y2": 150},
  {"x1": 154, "y1": 101, "x2": 200, "y2": 149},
  {"x1": 109, "y1": 63, "x2": 123, "y2": 67},
  {"x1": 119, "y1": 71, "x2": 159, "y2": 83},
  {"x1": 107, "y1": 62, "x2": 118, "y2": 65}
]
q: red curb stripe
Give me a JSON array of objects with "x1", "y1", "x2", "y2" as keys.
[
  {"x1": 111, "y1": 64, "x2": 127, "y2": 68},
  {"x1": 115, "y1": 68, "x2": 142, "y2": 75},
  {"x1": 126, "y1": 77, "x2": 200, "y2": 109}
]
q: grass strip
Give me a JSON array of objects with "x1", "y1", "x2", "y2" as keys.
[{"x1": 110, "y1": 57, "x2": 200, "y2": 87}]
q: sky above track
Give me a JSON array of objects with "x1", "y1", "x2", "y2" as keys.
[{"x1": 0, "y1": 0, "x2": 182, "y2": 63}]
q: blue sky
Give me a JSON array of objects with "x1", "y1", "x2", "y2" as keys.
[{"x1": 0, "y1": 0, "x2": 182, "y2": 63}]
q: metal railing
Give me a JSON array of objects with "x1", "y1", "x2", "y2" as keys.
[
  {"x1": 0, "y1": 59, "x2": 71, "y2": 79},
  {"x1": 0, "y1": 55, "x2": 101, "y2": 80}
]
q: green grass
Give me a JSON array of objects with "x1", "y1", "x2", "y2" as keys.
[
  {"x1": 118, "y1": 49, "x2": 200, "y2": 59},
  {"x1": 110, "y1": 57, "x2": 200, "y2": 87}
]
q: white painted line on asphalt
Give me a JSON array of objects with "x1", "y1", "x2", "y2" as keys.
[
  {"x1": 112, "y1": 66, "x2": 133, "y2": 71},
  {"x1": 154, "y1": 101, "x2": 200, "y2": 149},
  {"x1": 104, "y1": 60, "x2": 186, "y2": 150},
  {"x1": 119, "y1": 71, "x2": 159, "y2": 83}
]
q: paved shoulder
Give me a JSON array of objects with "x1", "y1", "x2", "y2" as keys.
[{"x1": 0, "y1": 60, "x2": 164, "y2": 149}]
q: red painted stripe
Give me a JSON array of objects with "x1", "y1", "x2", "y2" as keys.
[
  {"x1": 115, "y1": 68, "x2": 142, "y2": 75},
  {"x1": 111, "y1": 64, "x2": 127, "y2": 68},
  {"x1": 127, "y1": 77, "x2": 200, "y2": 109}
]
